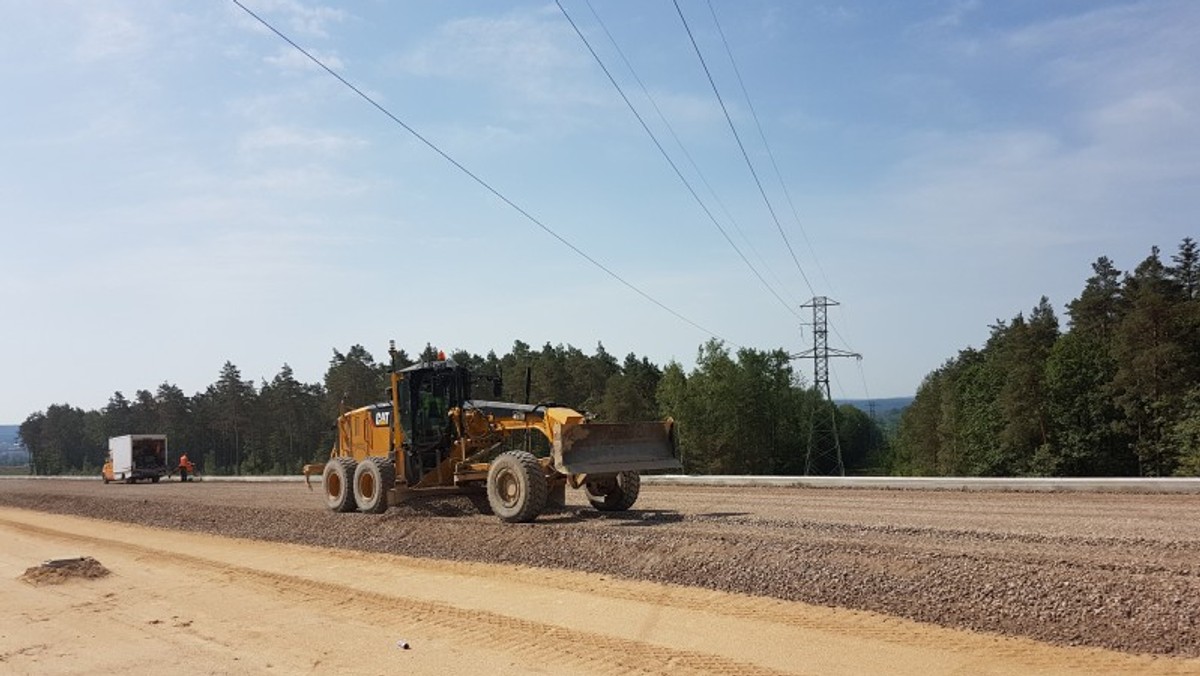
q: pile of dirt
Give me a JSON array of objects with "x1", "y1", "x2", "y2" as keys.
[{"x1": 21, "y1": 556, "x2": 110, "y2": 585}]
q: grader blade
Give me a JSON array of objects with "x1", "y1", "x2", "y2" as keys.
[{"x1": 553, "y1": 420, "x2": 680, "y2": 475}]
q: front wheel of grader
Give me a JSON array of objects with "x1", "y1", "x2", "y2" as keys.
[{"x1": 486, "y1": 451, "x2": 548, "y2": 523}]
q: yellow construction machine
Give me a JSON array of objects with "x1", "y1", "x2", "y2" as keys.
[{"x1": 304, "y1": 344, "x2": 680, "y2": 522}]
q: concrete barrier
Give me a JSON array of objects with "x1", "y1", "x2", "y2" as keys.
[{"x1": 641, "y1": 475, "x2": 1200, "y2": 493}]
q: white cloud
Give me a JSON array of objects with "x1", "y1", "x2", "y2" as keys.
[
  {"x1": 1005, "y1": 1, "x2": 1198, "y2": 94},
  {"x1": 642, "y1": 89, "x2": 724, "y2": 133},
  {"x1": 926, "y1": 0, "x2": 981, "y2": 30},
  {"x1": 394, "y1": 10, "x2": 596, "y2": 107},
  {"x1": 264, "y1": 45, "x2": 344, "y2": 72},
  {"x1": 810, "y1": 4, "x2": 859, "y2": 25},
  {"x1": 878, "y1": 0, "x2": 1199, "y2": 249},
  {"x1": 232, "y1": 165, "x2": 373, "y2": 200},
  {"x1": 74, "y1": 9, "x2": 146, "y2": 61},
  {"x1": 237, "y1": 125, "x2": 364, "y2": 156},
  {"x1": 241, "y1": 0, "x2": 346, "y2": 38}
]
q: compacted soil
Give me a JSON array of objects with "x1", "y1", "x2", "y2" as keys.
[{"x1": 2, "y1": 479, "x2": 1199, "y2": 666}]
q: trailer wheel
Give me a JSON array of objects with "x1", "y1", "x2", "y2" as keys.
[
  {"x1": 586, "y1": 471, "x2": 640, "y2": 512},
  {"x1": 487, "y1": 451, "x2": 547, "y2": 523},
  {"x1": 354, "y1": 457, "x2": 394, "y2": 514},
  {"x1": 322, "y1": 457, "x2": 358, "y2": 512}
]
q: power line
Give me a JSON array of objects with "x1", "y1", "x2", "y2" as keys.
[
  {"x1": 702, "y1": 2, "x2": 879, "y2": 407},
  {"x1": 556, "y1": 0, "x2": 802, "y2": 323},
  {"x1": 673, "y1": 0, "x2": 816, "y2": 299},
  {"x1": 230, "y1": 0, "x2": 735, "y2": 346},
  {"x1": 705, "y1": 0, "x2": 834, "y2": 298},
  {"x1": 580, "y1": 0, "x2": 804, "y2": 311}
]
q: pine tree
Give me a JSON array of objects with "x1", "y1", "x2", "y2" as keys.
[
  {"x1": 207, "y1": 361, "x2": 256, "y2": 474},
  {"x1": 1112, "y1": 247, "x2": 1189, "y2": 475},
  {"x1": 324, "y1": 345, "x2": 386, "y2": 419}
]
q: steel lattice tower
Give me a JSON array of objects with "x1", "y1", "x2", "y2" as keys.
[{"x1": 793, "y1": 297, "x2": 860, "y2": 476}]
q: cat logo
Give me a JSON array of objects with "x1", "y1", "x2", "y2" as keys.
[{"x1": 374, "y1": 410, "x2": 391, "y2": 427}]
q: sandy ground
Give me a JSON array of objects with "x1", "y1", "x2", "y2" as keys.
[
  {"x1": 3, "y1": 507, "x2": 1199, "y2": 675},
  {"x1": 4, "y1": 480, "x2": 1200, "y2": 657}
]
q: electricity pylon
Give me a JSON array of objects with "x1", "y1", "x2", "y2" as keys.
[{"x1": 792, "y1": 296, "x2": 860, "y2": 476}]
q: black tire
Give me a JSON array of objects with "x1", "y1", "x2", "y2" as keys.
[
  {"x1": 322, "y1": 457, "x2": 358, "y2": 512},
  {"x1": 354, "y1": 457, "x2": 395, "y2": 514},
  {"x1": 586, "y1": 471, "x2": 640, "y2": 512},
  {"x1": 486, "y1": 451, "x2": 547, "y2": 523}
]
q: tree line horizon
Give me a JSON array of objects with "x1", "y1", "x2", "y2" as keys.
[
  {"x1": 895, "y1": 237, "x2": 1200, "y2": 477},
  {"x1": 19, "y1": 236, "x2": 1200, "y2": 478},
  {"x1": 17, "y1": 340, "x2": 883, "y2": 476}
]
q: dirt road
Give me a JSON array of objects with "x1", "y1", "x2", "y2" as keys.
[
  {"x1": 2, "y1": 479, "x2": 1200, "y2": 669},
  {"x1": 4, "y1": 506, "x2": 1197, "y2": 675}
]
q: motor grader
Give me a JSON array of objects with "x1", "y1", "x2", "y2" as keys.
[{"x1": 304, "y1": 344, "x2": 680, "y2": 523}]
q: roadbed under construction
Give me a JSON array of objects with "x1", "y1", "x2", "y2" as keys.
[{"x1": 2, "y1": 478, "x2": 1198, "y2": 659}]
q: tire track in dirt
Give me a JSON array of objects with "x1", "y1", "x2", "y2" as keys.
[
  {"x1": 0, "y1": 515, "x2": 790, "y2": 676},
  {"x1": 5, "y1": 510, "x2": 1199, "y2": 676}
]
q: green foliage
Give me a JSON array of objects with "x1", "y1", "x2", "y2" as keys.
[
  {"x1": 655, "y1": 340, "x2": 882, "y2": 475},
  {"x1": 1171, "y1": 386, "x2": 1200, "y2": 476},
  {"x1": 19, "y1": 336, "x2": 889, "y2": 477},
  {"x1": 897, "y1": 237, "x2": 1200, "y2": 477},
  {"x1": 324, "y1": 346, "x2": 386, "y2": 418},
  {"x1": 0, "y1": 424, "x2": 28, "y2": 466}
]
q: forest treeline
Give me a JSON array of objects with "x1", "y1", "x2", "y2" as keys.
[
  {"x1": 18, "y1": 340, "x2": 883, "y2": 476},
  {"x1": 24, "y1": 239, "x2": 1200, "y2": 479},
  {"x1": 893, "y1": 238, "x2": 1200, "y2": 477}
]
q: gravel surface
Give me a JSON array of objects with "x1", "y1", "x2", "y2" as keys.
[{"x1": 3, "y1": 479, "x2": 1199, "y2": 657}]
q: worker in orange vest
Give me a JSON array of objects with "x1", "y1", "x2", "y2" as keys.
[{"x1": 177, "y1": 453, "x2": 196, "y2": 482}]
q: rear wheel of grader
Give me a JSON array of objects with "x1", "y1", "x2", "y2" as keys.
[
  {"x1": 486, "y1": 451, "x2": 548, "y2": 523},
  {"x1": 353, "y1": 457, "x2": 395, "y2": 514},
  {"x1": 586, "y1": 471, "x2": 640, "y2": 512},
  {"x1": 322, "y1": 457, "x2": 358, "y2": 512}
]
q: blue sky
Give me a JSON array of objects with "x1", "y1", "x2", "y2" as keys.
[{"x1": 2, "y1": 1, "x2": 1197, "y2": 422}]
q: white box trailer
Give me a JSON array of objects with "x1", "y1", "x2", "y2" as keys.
[{"x1": 103, "y1": 435, "x2": 168, "y2": 483}]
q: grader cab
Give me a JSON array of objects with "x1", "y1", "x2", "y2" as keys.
[{"x1": 304, "y1": 347, "x2": 680, "y2": 523}]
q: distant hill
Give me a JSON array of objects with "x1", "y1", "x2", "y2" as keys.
[
  {"x1": 838, "y1": 397, "x2": 913, "y2": 418},
  {"x1": 0, "y1": 424, "x2": 29, "y2": 465}
]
